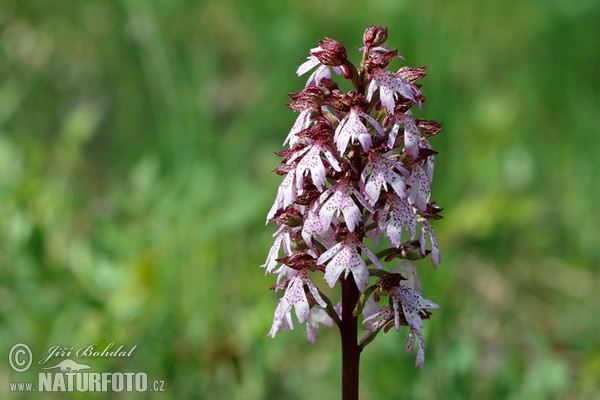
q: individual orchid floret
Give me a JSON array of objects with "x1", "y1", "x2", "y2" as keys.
[
  {"x1": 317, "y1": 232, "x2": 384, "y2": 291},
  {"x1": 301, "y1": 200, "x2": 337, "y2": 247},
  {"x1": 363, "y1": 48, "x2": 404, "y2": 72},
  {"x1": 363, "y1": 25, "x2": 388, "y2": 48},
  {"x1": 266, "y1": 171, "x2": 297, "y2": 221},
  {"x1": 361, "y1": 306, "x2": 394, "y2": 336},
  {"x1": 311, "y1": 38, "x2": 348, "y2": 67},
  {"x1": 284, "y1": 108, "x2": 314, "y2": 147},
  {"x1": 367, "y1": 67, "x2": 422, "y2": 113},
  {"x1": 364, "y1": 273, "x2": 439, "y2": 368},
  {"x1": 261, "y1": 225, "x2": 292, "y2": 274},
  {"x1": 419, "y1": 220, "x2": 441, "y2": 268},
  {"x1": 333, "y1": 106, "x2": 385, "y2": 155},
  {"x1": 407, "y1": 164, "x2": 431, "y2": 214},
  {"x1": 287, "y1": 139, "x2": 341, "y2": 193},
  {"x1": 385, "y1": 195, "x2": 418, "y2": 248},
  {"x1": 359, "y1": 151, "x2": 409, "y2": 207},
  {"x1": 389, "y1": 284, "x2": 439, "y2": 332},
  {"x1": 390, "y1": 285, "x2": 439, "y2": 369},
  {"x1": 389, "y1": 110, "x2": 421, "y2": 155},
  {"x1": 297, "y1": 39, "x2": 347, "y2": 87},
  {"x1": 319, "y1": 179, "x2": 373, "y2": 233},
  {"x1": 268, "y1": 271, "x2": 328, "y2": 339}
]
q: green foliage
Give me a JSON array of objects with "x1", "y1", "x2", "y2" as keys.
[{"x1": 1, "y1": 0, "x2": 598, "y2": 398}]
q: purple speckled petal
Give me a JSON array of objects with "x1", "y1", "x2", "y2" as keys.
[
  {"x1": 295, "y1": 145, "x2": 326, "y2": 192},
  {"x1": 316, "y1": 240, "x2": 343, "y2": 265},
  {"x1": 366, "y1": 80, "x2": 379, "y2": 103},
  {"x1": 322, "y1": 145, "x2": 341, "y2": 172},
  {"x1": 323, "y1": 241, "x2": 369, "y2": 291},
  {"x1": 261, "y1": 226, "x2": 289, "y2": 274},
  {"x1": 405, "y1": 329, "x2": 426, "y2": 369},
  {"x1": 267, "y1": 172, "x2": 296, "y2": 221},
  {"x1": 319, "y1": 182, "x2": 365, "y2": 232},
  {"x1": 302, "y1": 201, "x2": 325, "y2": 245},
  {"x1": 407, "y1": 165, "x2": 430, "y2": 213},
  {"x1": 296, "y1": 56, "x2": 320, "y2": 76},
  {"x1": 420, "y1": 220, "x2": 441, "y2": 268},
  {"x1": 369, "y1": 68, "x2": 423, "y2": 114},
  {"x1": 391, "y1": 286, "x2": 425, "y2": 331},
  {"x1": 388, "y1": 118, "x2": 401, "y2": 149},
  {"x1": 403, "y1": 112, "x2": 420, "y2": 159},
  {"x1": 304, "y1": 276, "x2": 327, "y2": 308},
  {"x1": 404, "y1": 328, "x2": 416, "y2": 354},
  {"x1": 386, "y1": 195, "x2": 417, "y2": 247},
  {"x1": 357, "y1": 241, "x2": 384, "y2": 270},
  {"x1": 360, "y1": 154, "x2": 408, "y2": 208},
  {"x1": 379, "y1": 84, "x2": 395, "y2": 114},
  {"x1": 322, "y1": 245, "x2": 350, "y2": 287},
  {"x1": 334, "y1": 109, "x2": 370, "y2": 154},
  {"x1": 284, "y1": 275, "x2": 310, "y2": 323},
  {"x1": 284, "y1": 109, "x2": 312, "y2": 147},
  {"x1": 359, "y1": 110, "x2": 385, "y2": 137}
]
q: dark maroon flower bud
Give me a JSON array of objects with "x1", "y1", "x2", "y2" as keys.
[
  {"x1": 276, "y1": 206, "x2": 303, "y2": 227},
  {"x1": 336, "y1": 91, "x2": 366, "y2": 109},
  {"x1": 363, "y1": 26, "x2": 388, "y2": 48},
  {"x1": 397, "y1": 66, "x2": 428, "y2": 83},
  {"x1": 294, "y1": 184, "x2": 320, "y2": 206},
  {"x1": 277, "y1": 253, "x2": 316, "y2": 270},
  {"x1": 274, "y1": 146, "x2": 299, "y2": 160},
  {"x1": 298, "y1": 123, "x2": 334, "y2": 141},
  {"x1": 421, "y1": 202, "x2": 444, "y2": 220},
  {"x1": 413, "y1": 147, "x2": 439, "y2": 163},
  {"x1": 318, "y1": 78, "x2": 339, "y2": 94},
  {"x1": 415, "y1": 118, "x2": 443, "y2": 137},
  {"x1": 311, "y1": 38, "x2": 347, "y2": 66},
  {"x1": 383, "y1": 240, "x2": 428, "y2": 261},
  {"x1": 377, "y1": 272, "x2": 406, "y2": 292},
  {"x1": 328, "y1": 91, "x2": 351, "y2": 112},
  {"x1": 370, "y1": 49, "x2": 399, "y2": 69},
  {"x1": 287, "y1": 86, "x2": 326, "y2": 111}
]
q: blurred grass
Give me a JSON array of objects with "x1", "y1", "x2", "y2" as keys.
[{"x1": 1, "y1": 0, "x2": 599, "y2": 399}]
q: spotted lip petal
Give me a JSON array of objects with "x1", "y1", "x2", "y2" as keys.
[
  {"x1": 291, "y1": 142, "x2": 341, "y2": 193},
  {"x1": 359, "y1": 152, "x2": 409, "y2": 208},
  {"x1": 318, "y1": 181, "x2": 372, "y2": 233},
  {"x1": 367, "y1": 68, "x2": 422, "y2": 114}
]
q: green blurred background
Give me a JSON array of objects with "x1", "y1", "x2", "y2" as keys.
[{"x1": 1, "y1": 0, "x2": 598, "y2": 399}]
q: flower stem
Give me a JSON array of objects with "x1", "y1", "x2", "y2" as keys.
[{"x1": 340, "y1": 275, "x2": 361, "y2": 400}]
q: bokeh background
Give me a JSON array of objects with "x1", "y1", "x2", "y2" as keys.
[{"x1": 1, "y1": 0, "x2": 599, "y2": 399}]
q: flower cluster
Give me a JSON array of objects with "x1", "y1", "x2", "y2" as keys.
[{"x1": 262, "y1": 26, "x2": 443, "y2": 368}]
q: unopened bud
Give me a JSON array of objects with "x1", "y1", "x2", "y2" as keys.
[
  {"x1": 277, "y1": 207, "x2": 303, "y2": 227},
  {"x1": 415, "y1": 118, "x2": 443, "y2": 137},
  {"x1": 365, "y1": 49, "x2": 398, "y2": 72},
  {"x1": 277, "y1": 253, "x2": 316, "y2": 270},
  {"x1": 311, "y1": 38, "x2": 347, "y2": 66},
  {"x1": 397, "y1": 66, "x2": 428, "y2": 83},
  {"x1": 363, "y1": 26, "x2": 388, "y2": 48}
]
